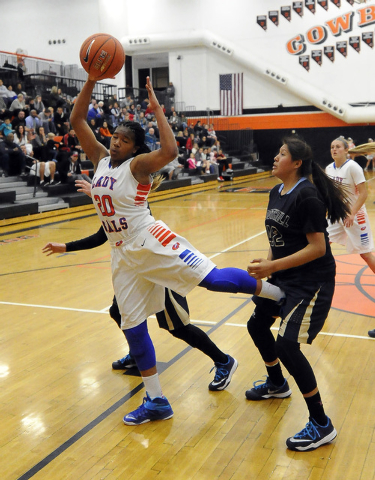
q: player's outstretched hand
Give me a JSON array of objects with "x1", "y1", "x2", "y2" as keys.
[
  {"x1": 75, "y1": 179, "x2": 92, "y2": 198},
  {"x1": 42, "y1": 242, "x2": 67, "y2": 256}
]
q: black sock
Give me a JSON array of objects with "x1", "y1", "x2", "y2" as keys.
[
  {"x1": 266, "y1": 361, "x2": 285, "y2": 387},
  {"x1": 304, "y1": 391, "x2": 327, "y2": 426},
  {"x1": 171, "y1": 324, "x2": 228, "y2": 364}
]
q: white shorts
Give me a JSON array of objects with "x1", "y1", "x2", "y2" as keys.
[
  {"x1": 327, "y1": 210, "x2": 374, "y2": 254},
  {"x1": 29, "y1": 162, "x2": 51, "y2": 178},
  {"x1": 111, "y1": 220, "x2": 216, "y2": 329}
]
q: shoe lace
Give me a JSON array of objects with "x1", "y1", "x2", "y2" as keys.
[
  {"x1": 210, "y1": 364, "x2": 228, "y2": 381},
  {"x1": 252, "y1": 376, "x2": 270, "y2": 390},
  {"x1": 294, "y1": 421, "x2": 318, "y2": 440}
]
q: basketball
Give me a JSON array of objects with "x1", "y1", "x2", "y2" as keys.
[{"x1": 79, "y1": 33, "x2": 125, "y2": 80}]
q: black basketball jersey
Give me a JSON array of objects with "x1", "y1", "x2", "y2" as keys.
[{"x1": 266, "y1": 178, "x2": 335, "y2": 283}]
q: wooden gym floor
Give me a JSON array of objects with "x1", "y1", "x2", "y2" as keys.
[{"x1": 1, "y1": 172, "x2": 375, "y2": 480}]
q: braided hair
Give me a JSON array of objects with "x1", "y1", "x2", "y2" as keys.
[{"x1": 116, "y1": 121, "x2": 163, "y2": 190}]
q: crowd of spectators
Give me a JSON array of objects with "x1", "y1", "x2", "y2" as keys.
[{"x1": 0, "y1": 74, "x2": 226, "y2": 184}]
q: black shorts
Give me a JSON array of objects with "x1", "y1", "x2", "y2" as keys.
[{"x1": 253, "y1": 278, "x2": 335, "y2": 345}]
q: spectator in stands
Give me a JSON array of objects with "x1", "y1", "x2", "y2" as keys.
[
  {"x1": 7, "y1": 85, "x2": 17, "y2": 100},
  {"x1": 59, "y1": 150, "x2": 91, "y2": 184},
  {"x1": 187, "y1": 152, "x2": 203, "y2": 174},
  {"x1": 17, "y1": 59, "x2": 26, "y2": 80},
  {"x1": 0, "y1": 79, "x2": 14, "y2": 106},
  {"x1": 169, "y1": 111, "x2": 181, "y2": 130},
  {"x1": 145, "y1": 127, "x2": 160, "y2": 151},
  {"x1": 87, "y1": 103, "x2": 104, "y2": 126},
  {"x1": 159, "y1": 157, "x2": 183, "y2": 180},
  {"x1": 32, "y1": 126, "x2": 48, "y2": 160},
  {"x1": 120, "y1": 94, "x2": 133, "y2": 109},
  {"x1": 0, "y1": 96, "x2": 6, "y2": 119},
  {"x1": 13, "y1": 125, "x2": 29, "y2": 147},
  {"x1": 208, "y1": 123, "x2": 217, "y2": 143},
  {"x1": 0, "y1": 118, "x2": 13, "y2": 138},
  {"x1": 34, "y1": 95, "x2": 45, "y2": 114},
  {"x1": 180, "y1": 114, "x2": 187, "y2": 130},
  {"x1": 0, "y1": 133, "x2": 26, "y2": 176},
  {"x1": 138, "y1": 111, "x2": 147, "y2": 129},
  {"x1": 14, "y1": 83, "x2": 26, "y2": 97},
  {"x1": 28, "y1": 149, "x2": 58, "y2": 186},
  {"x1": 108, "y1": 93, "x2": 118, "y2": 106},
  {"x1": 25, "y1": 110, "x2": 42, "y2": 132},
  {"x1": 111, "y1": 102, "x2": 121, "y2": 127},
  {"x1": 216, "y1": 148, "x2": 232, "y2": 181},
  {"x1": 98, "y1": 120, "x2": 112, "y2": 148},
  {"x1": 194, "y1": 121, "x2": 203, "y2": 137},
  {"x1": 39, "y1": 108, "x2": 56, "y2": 134},
  {"x1": 48, "y1": 86, "x2": 65, "y2": 110},
  {"x1": 45, "y1": 132, "x2": 59, "y2": 161},
  {"x1": 88, "y1": 98, "x2": 97, "y2": 110},
  {"x1": 54, "y1": 106, "x2": 70, "y2": 135},
  {"x1": 9, "y1": 93, "x2": 26, "y2": 113},
  {"x1": 11, "y1": 111, "x2": 26, "y2": 131},
  {"x1": 166, "y1": 81, "x2": 175, "y2": 108},
  {"x1": 88, "y1": 118, "x2": 99, "y2": 138},
  {"x1": 128, "y1": 103, "x2": 137, "y2": 121},
  {"x1": 186, "y1": 133, "x2": 195, "y2": 154},
  {"x1": 175, "y1": 131, "x2": 187, "y2": 149},
  {"x1": 65, "y1": 128, "x2": 82, "y2": 152}
]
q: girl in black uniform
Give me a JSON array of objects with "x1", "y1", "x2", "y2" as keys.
[{"x1": 246, "y1": 137, "x2": 350, "y2": 451}]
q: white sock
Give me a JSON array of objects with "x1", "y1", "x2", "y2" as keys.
[
  {"x1": 142, "y1": 373, "x2": 163, "y2": 399},
  {"x1": 258, "y1": 281, "x2": 285, "y2": 302}
]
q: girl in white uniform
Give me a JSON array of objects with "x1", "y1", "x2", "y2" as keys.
[
  {"x1": 71, "y1": 76, "x2": 284, "y2": 426},
  {"x1": 325, "y1": 138, "x2": 375, "y2": 273}
]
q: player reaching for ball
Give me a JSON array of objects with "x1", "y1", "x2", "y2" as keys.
[{"x1": 70, "y1": 66, "x2": 285, "y2": 425}]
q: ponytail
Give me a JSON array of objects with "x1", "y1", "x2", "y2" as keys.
[{"x1": 310, "y1": 162, "x2": 351, "y2": 224}]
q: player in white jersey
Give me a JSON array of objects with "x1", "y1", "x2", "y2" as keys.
[
  {"x1": 70, "y1": 75, "x2": 284, "y2": 426},
  {"x1": 325, "y1": 138, "x2": 375, "y2": 272}
]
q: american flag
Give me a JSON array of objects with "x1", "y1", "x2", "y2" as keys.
[{"x1": 219, "y1": 73, "x2": 243, "y2": 116}]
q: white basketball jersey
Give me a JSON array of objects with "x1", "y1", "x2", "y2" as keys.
[
  {"x1": 91, "y1": 156, "x2": 155, "y2": 247},
  {"x1": 325, "y1": 159, "x2": 367, "y2": 213}
]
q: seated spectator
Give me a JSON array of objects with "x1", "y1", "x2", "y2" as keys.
[
  {"x1": 180, "y1": 114, "x2": 188, "y2": 130},
  {"x1": 216, "y1": 148, "x2": 232, "y2": 181},
  {"x1": 145, "y1": 121, "x2": 159, "y2": 139},
  {"x1": 138, "y1": 111, "x2": 147, "y2": 129},
  {"x1": 198, "y1": 135, "x2": 210, "y2": 148},
  {"x1": 87, "y1": 103, "x2": 104, "y2": 127},
  {"x1": 54, "y1": 106, "x2": 70, "y2": 135},
  {"x1": 9, "y1": 94, "x2": 26, "y2": 113},
  {"x1": 27, "y1": 146, "x2": 58, "y2": 186},
  {"x1": 120, "y1": 94, "x2": 133, "y2": 109},
  {"x1": 186, "y1": 132, "x2": 195, "y2": 153},
  {"x1": 98, "y1": 120, "x2": 112, "y2": 148},
  {"x1": 58, "y1": 150, "x2": 91, "y2": 184},
  {"x1": 0, "y1": 133, "x2": 26, "y2": 176},
  {"x1": 11, "y1": 110, "x2": 26, "y2": 131},
  {"x1": 111, "y1": 102, "x2": 121, "y2": 127},
  {"x1": 187, "y1": 152, "x2": 203, "y2": 174},
  {"x1": 48, "y1": 86, "x2": 65, "y2": 110},
  {"x1": 0, "y1": 79, "x2": 14, "y2": 107},
  {"x1": 207, "y1": 123, "x2": 217, "y2": 142},
  {"x1": 64, "y1": 128, "x2": 82, "y2": 152},
  {"x1": 158, "y1": 157, "x2": 183, "y2": 180},
  {"x1": 88, "y1": 118, "x2": 99, "y2": 139},
  {"x1": 193, "y1": 120, "x2": 203, "y2": 136},
  {"x1": 34, "y1": 95, "x2": 45, "y2": 114},
  {"x1": 0, "y1": 96, "x2": 7, "y2": 119},
  {"x1": 13, "y1": 125, "x2": 29, "y2": 147},
  {"x1": 38, "y1": 108, "x2": 56, "y2": 134},
  {"x1": 145, "y1": 127, "x2": 160, "y2": 151},
  {"x1": 176, "y1": 131, "x2": 187, "y2": 148},
  {"x1": 0, "y1": 118, "x2": 13, "y2": 138},
  {"x1": 195, "y1": 147, "x2": 206, "y2": 171},
  {"x1": 25, "y1": 110, "x2": 42, "y2": 132},
  {"x1": 140, "y1": 97, "x2": 149, "y2": 111},
  {"x1": 31, "y1": 126, "x2": 48, "y2": 160},
  {"x1": 14, "y1": 82, "x2": 26, "y2": 97},
  {"x1": 45, "y1": 132, "x2": 59, "y2": 161},
  {"x1": 169, "y1": 111, "x2": 181, "y2": 129}
]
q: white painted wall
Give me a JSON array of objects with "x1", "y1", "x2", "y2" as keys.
[{"x1": 0, "y1": 0, "x2": 374, "y2": 114}]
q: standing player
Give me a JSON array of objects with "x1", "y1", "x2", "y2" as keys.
[
  {"x1": 326, "y1": 138, "x2": 375, "y2": 338},
  {"x1": 43, "y1": 218, "x2": 238, "y2": 392},
  {"x1": 70, "y1": 75, "x2": 285, "y2": 426},
  {"x1": 246, "y1": 137, "x2": 350, "y2": 451}
]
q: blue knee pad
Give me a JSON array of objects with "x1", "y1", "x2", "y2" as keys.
[
  {"x1": 199, "y1": 267, "x2": 257, "y2": 294},
  {"x1": 123, "y1": 321, "x2": 156, "y2": 371}
]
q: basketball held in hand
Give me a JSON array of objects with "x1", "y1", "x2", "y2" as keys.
[{"x1": 80, "y1": 33, "x2": 125, "y2": 80}]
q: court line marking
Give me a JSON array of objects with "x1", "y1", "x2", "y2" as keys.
[{"x1": 0, "y1": 302, "x2": 372, "y2": 341}]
